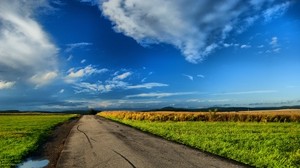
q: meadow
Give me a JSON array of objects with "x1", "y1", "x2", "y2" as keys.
[
  {"x1": 0, "y1": 113, "x2": 78, "y2": 168},
  {"x1": 99, "y1": 110, "x2": 300, "y2": 167}
]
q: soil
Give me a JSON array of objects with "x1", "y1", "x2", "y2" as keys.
[{"x1": 30, "y1": 116, "x2": 80, "y2": 168}]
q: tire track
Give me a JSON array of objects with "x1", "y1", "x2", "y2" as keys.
[
  {"x1": 76, "y1": 124, "x2": 93, "y2": 148},
  {"x1": 112, "y1": 150, "x2": 136, "y2": 168}
]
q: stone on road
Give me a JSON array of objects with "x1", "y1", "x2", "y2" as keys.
[{"x1": 57, "y1": 115, "x2": 247, "y2": 168}]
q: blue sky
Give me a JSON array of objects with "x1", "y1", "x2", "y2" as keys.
[{"x1": 0, "y1": 0, "x2": 300, "y2": 110}]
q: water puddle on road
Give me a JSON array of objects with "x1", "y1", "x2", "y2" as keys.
[{"x1": 17, "y1": 157, "x2": 49, "y2": 168}]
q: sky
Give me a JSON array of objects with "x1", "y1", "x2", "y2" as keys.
[{"x1": 0, "y1": 0, "x2": 300, "y2": 111}]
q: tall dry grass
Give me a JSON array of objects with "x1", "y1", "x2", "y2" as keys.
[{"x1": 99, "y1": 110, "x2": 300, "y2": 122}]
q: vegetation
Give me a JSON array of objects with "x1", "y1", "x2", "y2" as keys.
[
  {"x1": 0, "y1": 113, "x2": 78, "y2": 168},
  {"x1": 99, "y1": 110, "x2": 300, "y2": 122},
  {"x1": 99, "y1": 111, "x2": 300, "y2": 167}
]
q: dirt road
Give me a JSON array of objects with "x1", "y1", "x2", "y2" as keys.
[{"x1": 56, "y1": 115, "x2": 248, "y2": 168}]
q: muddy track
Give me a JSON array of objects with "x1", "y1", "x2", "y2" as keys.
[{"x1": 56, "y1": 115, "x2": 250, "y2": 168}]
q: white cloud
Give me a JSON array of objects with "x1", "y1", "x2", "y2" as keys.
[
  {"x1": 72, "y1": 70, "x2": 133, "y2": 94},
  {"x1": 65, "y1": 42, "x2": 92, "y2": 52},
  {"x1": 74, "y1": 80, "x2": 128, "y2": 94},
  {"x1": 0, "y1": 0, "x2": 58, "y2": 86},
  {"x1": 113, "y1": 72, "x2": 132, "y2": 80},
  {"x1": 81, "y1": 59, "x2": 86, "y2": 64},
  {"x1": 263, "y1": 2, "x2": 290, "y2": 22},
  {"x1": 258, "y1": 45, "x2": 264, "y2": 48},
  {"x1": 240, "y1": 44, "x2": 251, "y2": 49},
  {"x1": 0, "y1": 81, "x2": 15, "y2": 90},
  {"x1": 127, "y1": 83, "x2": 168, "y2": 89},
  {"x1": 270, "y1": 37, "x2": 278, "y2": 47},
  {"x1": 94, "y1": 0, "x2": 291, "y2": 63},
  {"x1": 269, "y1": 36, "x2": 281, "y2": 53},
  {"x1": 273, "y1": 48, "x2": 281, "y2": 53},
  {"x1": 59, "y1": 89, "x2": 64, "y2": 94},
  {"x1": 183, "y1": 74, "x2": 193, "y2": 81},
  {"x1": 197, "y1": 74, "x2": 205, "y2": 78},
  {"x1": 141, "y1": 78, "x2": 147, "y2": 83},
  {"x1": 74, "y1": 81, "x2": 168, "y2": 94},
  {"x1": 74, "y1": 82, "x2": 105, "y2": 94},
  {"x1": 30, "y1": 71, "x2": 58, "y2": 87},
  {"x1": 126, "y1": 92, "x2": 196, "y2": 98},
  {"x1": 65, "y1": 65, "x2": 108, "y2": 83},
  {"x1": 223, "y1": 43, "x2": 233, "y2": 48},
  {"x1": 67, "y1": 55, "x2": 73, "y2": 61}
]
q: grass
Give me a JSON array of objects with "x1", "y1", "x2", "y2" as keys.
[
  {"x1": 99, "y1": 111, "x2": 300, "y2": 167},
  {"x1": 99, "y1": 110, "x2": 300, "y2": 122},
  {"x1": 0, "y1": 113, "x2": 78, "y2": 168}
]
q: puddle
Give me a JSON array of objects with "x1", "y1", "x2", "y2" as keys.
[{"x1": 17, "y1": 157, "x2": 49, "y2": 168}]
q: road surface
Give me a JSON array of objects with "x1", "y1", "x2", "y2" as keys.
[{"x1": 56, "y1": 115, "x2": 248, "y2": 168}]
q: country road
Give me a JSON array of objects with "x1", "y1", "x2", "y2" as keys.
[{"x1": 56, "y1": 115, "x2": 248, "y2": 168}]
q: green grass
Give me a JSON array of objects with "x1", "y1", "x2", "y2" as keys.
[
  {"x1": 106, "y1": 117, "x2": 300, "y2": 168},
  {"x1": 0, "y1": 113, "x2": 78, "y2": 168}
]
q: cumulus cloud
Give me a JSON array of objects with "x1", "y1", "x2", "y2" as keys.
[
  {"x1": 84, "y1": 0, "x2": 291, "y2": 63},
  {"x1": 65, "y1": 65, "x2": 108, "y2": 83},
  {"x1": 0, "y1": 0, "x2": 58, "y2": 86},
  {"x1": 0, "y1": 81, "x2": 15, "y2": 90}
]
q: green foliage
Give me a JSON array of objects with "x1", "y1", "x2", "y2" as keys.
[
  {"x1": 0, "y1": 114, "x2": 77, "y2": 168},
  {"x1": 104, "y1": 116, "x2": 300, "y2": 168}
]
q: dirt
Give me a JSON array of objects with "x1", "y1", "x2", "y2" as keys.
[{"x1": 29, "y1": 116, "x2": 80, "y2": 168}]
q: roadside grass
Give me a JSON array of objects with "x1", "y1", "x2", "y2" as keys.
[
  {"x1": 0, "y1": 113, "x2": 78, "y2": 168},
  {"x1": 99, "y1": 111, "x2": 300, "y2": 168}
]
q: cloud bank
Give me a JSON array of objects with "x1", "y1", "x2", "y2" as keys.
[
  {"x1": 0, "y1": 0, "x2": 58, "y2": 86},
  {"x1": 85, "y1": 0, "x2": 291, "y2": 63}
]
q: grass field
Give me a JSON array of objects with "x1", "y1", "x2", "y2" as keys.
[
  {"x1": 99, "y1": 109, "x2": 300, "y2": 122},
  {"x1": 99, "y1": 111, "x2": 300, "y2": 167},
  {"x1": 0, "y1": 113, "x2": 78, "y2": 168}
]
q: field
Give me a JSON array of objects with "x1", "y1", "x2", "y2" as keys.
[
  {"x1": 99, "y1": 109, "x2": 300, "y2": 122},
  {"x1": 0, "y1": 113, "x2": 78, "y2": 168},
  {"x1": 99, "y1": 110, "x2": 300, "y2": 167}
]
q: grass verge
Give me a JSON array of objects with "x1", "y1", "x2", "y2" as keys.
[
  {"x1": 99, "y1": 112, "x2": 300, "y2": 168},
  {"x1": 0, "y1": 113, "x2": 78, "y2": 168}
]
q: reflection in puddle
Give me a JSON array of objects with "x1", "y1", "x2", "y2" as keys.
[{"x1": 17, "y1": 158, "x2": 49, "y2": 168}]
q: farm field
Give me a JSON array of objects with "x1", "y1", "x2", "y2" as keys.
[
  {"x1": 99, "y1": 110, "x2": 300, "y2": 167},
  {"x1": 0, "y1": 113, "x2": 78, "y2": 168}
]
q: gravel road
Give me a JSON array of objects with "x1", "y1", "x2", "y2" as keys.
[{"x1": 56, "y1": 115, "x2": 248, "y2": 168}]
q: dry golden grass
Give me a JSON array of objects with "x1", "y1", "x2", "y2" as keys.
[{"x1": 99, "y1": 109, "x2": 300, "y2": 122}]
